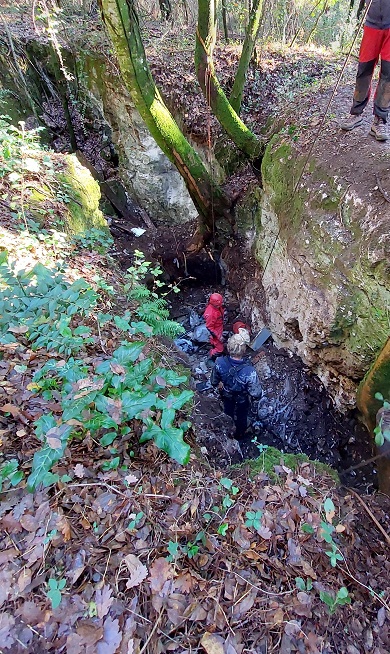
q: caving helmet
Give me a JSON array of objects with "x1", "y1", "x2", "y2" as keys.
[{"x1": 209, "y1": 293, "x2": 224, "y2": 308}]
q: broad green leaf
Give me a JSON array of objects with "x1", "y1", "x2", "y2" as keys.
[
  {"x1": 100, "y1": 432, "x2": 118, "y2": 446},
  {"x1": 323, "y1": 498, "x2": 335, "y2": 514},
  {"x1": 113, "y1": 342, "x2": 145, "y2": 364},
  {"x1": 121, "y1": 390, "x2": 156, "y2": 419},
  {"x1": 140, "y1": 423, "x2": 190, "y2": 465},
  {"x1": 62, "y1": 392, "x2": 98, "y2": 422},
  {"x1": 27, "y1": 445, "x2": 65, "y2": 491}
]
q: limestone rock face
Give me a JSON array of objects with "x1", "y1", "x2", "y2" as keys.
[
  {"x1": 83, "y1": 57, "x2": 198, "y2": 225},
  {"x1": 237, "y1": 136, "x2": 390, "y2": 409}
]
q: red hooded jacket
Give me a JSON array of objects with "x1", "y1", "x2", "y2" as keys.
[{"x1": 203, "y1": 293, "x2": 224, "y2": 340}]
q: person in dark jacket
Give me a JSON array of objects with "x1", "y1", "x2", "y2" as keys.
[
  {"x1": 211, "y1": 330, "x2": 262, "y2": 440},
  {"x1": 340, "y1": 0, "x2": 390, "y2": 140}
]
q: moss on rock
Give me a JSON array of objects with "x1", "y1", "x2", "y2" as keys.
[{"x1": 58, "y1": 155, "x2": 108, "y2": 235}]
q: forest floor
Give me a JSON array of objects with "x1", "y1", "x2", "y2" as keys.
[{"x1": 0, "y1": 8, "x2": 389, "y2": 654}]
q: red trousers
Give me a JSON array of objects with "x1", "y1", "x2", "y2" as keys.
[{"x1": 352, "y1": 26, "x2": 390, "y2": 121}]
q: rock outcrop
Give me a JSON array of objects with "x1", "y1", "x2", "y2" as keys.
[{"x1": 236, "y1": 131, "x2": 390, "y2": 409}]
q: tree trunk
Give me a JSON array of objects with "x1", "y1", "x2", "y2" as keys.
[
  {"x1": 230, "y1": 0, "x2": 264, "y2": 115},
  {"x1": 305, "y1": 0, "x2": 329, "y2": 45},
  {"x1": 181, "y1": 0, "x2": 189, "y2": 25},
  {"x1": 158, "y1": 0, "x2": 172, "y2": 21},
  {"x1": 99, "y1": 0, "x2": 232, "y2": 242},
  {"x1": 195, "y1": 0, "x2": 263, "y2": 160},
  {"x1": 221, "y1": 0, "x2": 229, "y2": 43}
]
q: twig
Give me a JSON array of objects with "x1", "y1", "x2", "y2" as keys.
[
  {"x1": 229, "y1": 570, "x2": 295, "y2": 597},
  {"x1": 138, "y1": 610, "x2": 163, "y2": 654},
  {"x1": 95, "y1": 317, "x2": 108, "y2": 354},
  {"x1": 343, "y1": 486, "x2": 390, "y2": 546},
  {"x1": 375, "y1": 174, "x2": 390, "y2": 203}
]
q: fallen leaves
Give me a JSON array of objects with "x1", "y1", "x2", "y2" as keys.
[
  {"x1": 201, "y1": 632, "x2": 225, "y2": 654},
  {"x1": 124, "y1": 554, "x2": 149, "y2": 589}
]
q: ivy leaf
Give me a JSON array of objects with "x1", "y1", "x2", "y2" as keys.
[
  {"x1": 324, "y1": 497, "x2": 335, "y2": 523},
  {"x1": 47, "y1": 587, "x2": 62, "y2": 610},
  {"x1": 140, "y1": 421, "x2": 190, "y2": 465}
]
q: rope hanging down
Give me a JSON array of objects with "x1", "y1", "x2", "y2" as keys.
[{"x1": 260, "y1": 0, "x2": 374, "y2": 282}]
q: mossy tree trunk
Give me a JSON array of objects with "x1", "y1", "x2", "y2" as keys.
[
  {"x1": 99, "y1": 0, "x2": 232, "y2": 242},
  {"x1": 230, "y1": 0, "x2": 264, "y2": 114},
  {"x1": 195, "y1": 0, "x2": 263, "y2": 160}
]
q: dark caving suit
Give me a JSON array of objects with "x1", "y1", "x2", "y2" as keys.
[
  {"x1": 352, "y1": 0, "x2": 390, "y2": 121},
  {"x1": 210, "y1": 355, "x2": 262, "y2": 439}
]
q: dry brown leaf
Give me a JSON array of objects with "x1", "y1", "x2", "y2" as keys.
[
  {"x1": 0, "y1": 570, "x2": 13, "y2": 608},
  {"x1": 74, "y1": 464, "x2": 85, "y2": 479},
  {"x1": 96, "y1": 616, "x2": 122, "y2": 654},
  {"x1": 124, "y1": 554, "x2": 148, "y2": 589},
  {"x1": 0, "y1": 403, "x2": 20, "y2": 417},
  {"x1": 257, "y1": 525, "x2": 272, "y2": 540},
  {"x1": 148, "y1": 557, "x2": 173, "y2": 594},
  {"x1": 0, "y1": 548, "x2": 18, "y2": 565},
  {"x1": 95, "y1": 584, "x2": 114, "y2": 619},
  {"x1": 0, "y1": 613, "x2": 15, "y2": 649},
  {"x1": 8, "y1": 325, "x2": 29, "y2": 334},
  {"x1": 46, "y1": 436, "x2": 62, "y2": 449},
  {"x1": 18, "y1": 569, "x2": 32, "y2": 593},
  {"x1": 20, "y1": 513, "x2": 38, "y2": 533},
  {"x1": 200, "y1": 631, "x2": 225, "y2": 654},
  {"x1": 77, "y1": 621, "x2": 103, "y2": 645},
  {"x1": 124, "y1": 473, "x2": 137, "y2": 485},
  {"x1": 233, "y1": 589, "x2": 257, "y2": 619},
  {"x1": 57, "y1": 514, "x2": 72, "y2": 541},
  {"x1": 110, "y1": 362, "x2": 126, "y2": 375}
]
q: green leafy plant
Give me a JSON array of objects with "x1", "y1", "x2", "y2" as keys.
[
  {"x1": 319, "y1": 587, "x2": 351, "y2": 614},
  {"x1": 182, "y1": 541, "x2": 199, "y2": 559},
  {"x1": 217, "y1": 523, "x2": 229, "y2": 536},
  {"x1": 295, "y1": 577, "x2": 313, "y2": 592},
  {"x1": 0, "y1": 459, "x2": 24, "y2": 491},
  {"x1": 124, "y1": 250, "x2": 184, "y2": 338},
  {"x1": 46, "y1": 578, "x2": 66, "y2": 610},
  {"x1": 374, "y1": 392, "x2": 390, "y2": 447},
  {"x1": 72, "y1": 228, "x2": 113, "y2": 254},
  {"x1": 128, "y1": 511, "x2": 144, "y2": 531},
  {"x1": 166, "y1": 540, "x2": 180, "y2": 562},
  {"x1": 1, "y1": 247, "x2": 192, "y2": 491},
  {"x1": 0, "y1": 253, "x2": 97, "y2": 355},
  {"x1": 245, "y1": 510, "x2": 263, "y2": 531}
]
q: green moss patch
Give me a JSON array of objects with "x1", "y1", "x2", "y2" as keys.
[{"x1": 234, "y1": 446, "x2": 339, "y2": 483}]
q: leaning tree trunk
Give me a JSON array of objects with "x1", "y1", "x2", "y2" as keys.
[
  {"x1": 195, "y1": 0, "x2": 263, "y2": 160},
  {"x1": 99, "y1": 0, "x2": 232, "y2": 242},
  {"x1": 229, "y1": 0, "x2": 264, "y2": 114}
]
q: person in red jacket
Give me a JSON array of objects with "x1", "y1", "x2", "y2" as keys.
[{"x1": 203, "y1": 293, "x2": 225, "y2": 359}]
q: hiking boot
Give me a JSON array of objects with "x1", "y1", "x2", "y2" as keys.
[
  {"x1": 370, "y1": 116, "x2": 389, "y2": 141},
  {"x1": 339, "y1": 113, "x2": 363, "y2": 131}
]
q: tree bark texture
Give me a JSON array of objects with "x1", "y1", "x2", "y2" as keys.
[
  {"x1": 195, "y1": 0, "x2": 263, "y2": 160},
  {"x1": 221, "y1": 0, "x2": 229, "y2": 42},
  {"x1": 99, "y1": 0, "x2": 232, "y2": 238},
  {"x1": 230, "y1": 0, "x2": 264, "y2": 114}
]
